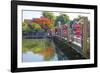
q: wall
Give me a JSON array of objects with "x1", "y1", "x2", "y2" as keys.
[{"x1": 0, "y1": 0, "x2": 99, "y2": 73}]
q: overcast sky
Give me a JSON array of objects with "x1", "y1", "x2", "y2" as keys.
[{"x1": 22, "y1": 11, "x2": 90, "y2": 22}]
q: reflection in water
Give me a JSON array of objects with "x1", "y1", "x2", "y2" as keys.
[
  {"x1": 22, "y1": 51, "x2": 58, "y2": 62},
  {"x1": 22, "y1": 38, "x2": 58, "y2": 62},
  {"x1": 23, "y1": 51, "x2": 44, "y2": 62}
]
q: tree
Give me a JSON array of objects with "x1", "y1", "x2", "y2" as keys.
[
  {"x1": 42, "y1": 11, "x2": 55, "y2": 21},
  {"x1": 55, "y1": 14, "x2": 70, "y2": 26},
  {"x1": 42, "y1": 11, "x2": 55, "y2": 28},
  {"x1": 32, "y1": 17, "x2": 54, "y2": 29},
  {"x1": 22, "y1": 22, "x2": 31, "y2": 32},
  {"x1": 31, "y1": 22, "x2": 42, "y2": 31}
]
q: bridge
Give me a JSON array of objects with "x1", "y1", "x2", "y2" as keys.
[{"x1": 52, "y1": 35, "x2": 87, "y2": 60}]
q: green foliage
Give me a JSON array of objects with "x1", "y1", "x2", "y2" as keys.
[
  {"x1": 55, "y1": 14, "x2": 70, "y2": 26},
  {"x1": 22, "y1": 39, "x2": 55, "y2": 61},
  {"x1": 22, "y1": 39, "x2": 46, "y2": 53},
  {"x1": 78, "y1": 15, "x2": 81, "y2": 19},
  {"x1": 22, "y1": 48, "x2": 29, "y2": 53},
  {"x1": 31, "y1": 47, "x2": 44, "y2": 53},
  {"x1": 43, "y1": 11, "x2": 55, "y2": 20},
  {"x1": 22, "y1": 22, "x2": 31, "y2": 32},
  {"x1": 31, "y1": 22, "x2": 42, "y2": 31}
]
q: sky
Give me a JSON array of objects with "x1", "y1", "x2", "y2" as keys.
[
  {"x1": 22, "y1": 10, "x2": 90, "y2": 22},
  {"x1": 22, "y1": 11, "x2": 42, "y2": 21}
]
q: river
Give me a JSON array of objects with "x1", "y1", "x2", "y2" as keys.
[{"x1": 22, "y1": 38, "x2": 59, "y2": 62}]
